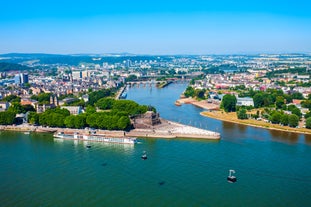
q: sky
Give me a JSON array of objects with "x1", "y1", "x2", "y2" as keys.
[{"x1": 0, "y1": 0, "x2": 310, "y2": 55}]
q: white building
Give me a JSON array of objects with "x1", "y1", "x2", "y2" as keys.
[
  {"x1": 61, "y1": 106, "x2": 82, "y2": 115},
  {"x1": 236, "y1": 97, "x2": 254, "y2": 107}
]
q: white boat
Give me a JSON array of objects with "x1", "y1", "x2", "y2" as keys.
[
  {"x1": 227, "y1": 169, "x2": 237, "y2": 183},
  {"x1": 54, "y1": 132, "x2": 137, "y2": 144}
]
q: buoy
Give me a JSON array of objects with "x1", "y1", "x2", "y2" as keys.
[{"x1": 227, "y1": 169, "x2": 237, "y2": 183}]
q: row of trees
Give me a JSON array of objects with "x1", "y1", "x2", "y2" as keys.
[
  {"x1": 26, "y1": 98, "x2": 152, "y2": 130},
  {"x1": 184, "y1": 86, "x2": 206, "y2": 100}
]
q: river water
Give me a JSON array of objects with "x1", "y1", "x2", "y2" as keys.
[{"x1": 1, "y1": 83, "x2": 311, "y2": 207}]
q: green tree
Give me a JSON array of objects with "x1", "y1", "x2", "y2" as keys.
[
  {"x1": 74, "y1": 115, "x2": 86, "y2": 129},
  {"x1": 8, "y1": 102, "x2": 25, "y2": 114},
  {"x1": 195, "y1": 89, "x2": 206, "y2": 99},
  {"x1": 64, "y1": 115, "x2": 75, "y2": 128},
  {"x1": 125, "y1": 75, "x2": 138, "y2": 82},
  {"x1": 291, "y1": 92, "x2": 304, "y2": 100},
  {"x1": 22, "y1": 104, "x2": 36, "y2": 112},
  {"x1": 85, "y1": 106, "x2": 96, "y2": 114},
  {"x1": 291, "y1": 107, "x2": 302, "y2": 118},
  {"x1": 117, "y1": 116, "x2": 131, "y2": 130},
  {"x1": 0, "y1": 111, "x2": 16, "y2": 125},
  {"x1": 269, "y1": 111, "x2": 282, "y2": 124},
  {"x1": 221, "y1": 94, "x2": 237, "y2": 112},
  {"x1": 184, "y1": 86, "x2": 195, "y2": 98},
  {"x1": 28, "y1": 112, "x2": 39, "y2": 125},
  {"x1": 31, "y1": 93, "x2": 51, "y2": 104},
  {"x1": 306, "y1": 117, "x2": 311, "y2": 129},
  {"x1": 2, "y1": 95, "x2": 21, "y2": 103},
  {"x1": 253, "y1": 93, "x2": 264, "y2": 108},
  {"x1": 305, "y1": 112, "x2": 311, "y2": 119},
  {"x1": 301, "y1": 100, "x2": 311, "y2": 109},
  {"x1": 237, "y1": 108, "x2": 248, "y2": 119},
  {"x1": 275, "y1": 96, "x2": 285, "y2": 109},
  {"x1": 96, "y1": 98, "x2": 115, "y2": 110},
  {"x1": 280, "y1": 114, "x2": 289, "y2": 126},
  {"x1": 288, "y1": 114, "x2": 299, "y2": 128}
]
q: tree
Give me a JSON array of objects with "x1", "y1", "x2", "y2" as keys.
[
  {"x1": 28, "y1": 112, "x2": 39, "y2": 125},
  {"x1": 85, "y1": 106, "x2": 96, "y2": 114},
  {"x1": 291, "y1": 92, "x2": 304, "y2": 100},
  {"x1": 64, "y1": 115, "x2": 75, "y2": 128},
  {"x1": 96, "y1": 98, "x2": 115, "y2": 110},
  {"x1": 237, "y1": 108, "x2": 248, "y2": 119},
  {"x1": 288, "y1": 114, "x2": 299, "y2": 128},
  {"x1": 8, "y1": 102, "x2": 25, "y2": 114},
  {"x1": 2, "y1": 95, "x2": 20, "y2": 103},
  {"x1": 22, "y1": 104, "x2": 36, "y2": 112},
  {"x1": 253, "y1": 93, "x2": 264, "y2": 108},
  {"x1": 125, "y1": 75, "x2": 138, "y2": 82},
  {"x1": 195, "y1": 89, "x2": 206, "y2": 99},
  {"x1": 74, "y1": 115, "x2": 86, "y2": 129},
  {"x1": 221, "y1": 94, "x2": 237, "y2": 112},
  {"x1": 0, "y1": 111, "x2": 16, "y2": 125},
  {"x1": 275, "y1": 96, "x2": 285, "y2": 109},
  {"x1": 301, "y1": 100, "x2": 311, "y2": 110},
  {"x1": 31, "y1": 93, "x2": 51, "y2": 104},
  {"x1": 117, "y1": 116, "x2": 131, "y2": 130},
  {"x1": 280, "y1": 114, "x2": 289, "y2": 126},
  {"x1": 305, "y1": 112, "x2": 311, "y2": 119},
  {"x1": 184, "y1": 86, "x2": 195, "y2": 98},
  {"x1": 291, "y1": 107, "x2": 302, "y2": 118},
  {"x1": 306, "y1": 117, "x2": 311, "y2": 129},
  {"x1": 269, "y1": 111, "x2": 282, "y2": 124}
]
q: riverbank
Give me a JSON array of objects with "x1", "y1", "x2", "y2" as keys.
[
  {"x1": 176, "y1": 97, "x2": 219, "y2": 110},
  {"x1": 0, "y1": 119, "x2": 221, "y2": 140},
  {"x1": 201, "y1": 110, "x2": 311, "y2": 135}
]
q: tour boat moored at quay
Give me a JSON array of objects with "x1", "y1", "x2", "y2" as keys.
[{"x1": 54, "y1": 132, "x2": 137, "y2": 144}]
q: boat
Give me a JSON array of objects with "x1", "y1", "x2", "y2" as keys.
[
  {"x1": 54, "y1": 132, "x2": 137, "y2": 144},
  {"x1": 227, "y1": 169, "x2": 237, "y2": 183},
  {"x1": 141, "y1": 151, "x2": 147, "y2": 160},
  {"x1": 24, "y1": 131, "x2": 30, "y2": 135}
]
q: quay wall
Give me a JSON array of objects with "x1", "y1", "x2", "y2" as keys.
[{"x1": 0, "y1": 119, "x2": 220, "y2": 140}]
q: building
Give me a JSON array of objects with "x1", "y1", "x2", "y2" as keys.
[
  {"x1": 236, "y1": 97, "x2": 254, "y2": 107},
  {"x1": 21, "y1": 73, "x2": 29, "y2": 84},
  {"x1": 21, "y1": 98, "x2": 38, "y2": 108},
  {"x1": 82, "y1": 70, "x2": 89, "y2": 79},
  {"x1": 14, "y1": 74, "x2": 21, "y2": 85},
  {"x1": 61, "y1": 106, "x2": 82, "y2": 115},
  {"x1": 72, "y1": 71, "x2": 82, "y2": 80},
  {"x1": 0, "y1": 101, "x2": 9, "y2": 111},
  {"x1": 82, "y1": 94, "x2": 89, "y2": 103},
  {"x1": 14, "y1": 73, "x2": 29, "y2": 85}
]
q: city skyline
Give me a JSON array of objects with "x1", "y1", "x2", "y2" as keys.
[{"x1": 1, "y1": 0, "x2": 310, "y2": 55}]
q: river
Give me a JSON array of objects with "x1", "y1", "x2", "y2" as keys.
[{"x1": 0, "y1": 83, "x2": 311, "y2": 207}]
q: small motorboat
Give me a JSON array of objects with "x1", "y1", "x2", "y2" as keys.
[
  {"x1": 227, "y1": 169, "x2": 237, "y2": 183},
  {"x1": 86, "y1": 145, "x2": 91, "y2": 149},
  {"x1": 141, "y1": 151, "x2": 147, "y2": 160}
]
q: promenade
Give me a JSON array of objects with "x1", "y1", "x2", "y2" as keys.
[{"x1": 0, "y1": 120, "x2": 221, "y2": 140}]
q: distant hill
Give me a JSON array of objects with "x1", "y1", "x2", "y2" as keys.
[
  {"x1": 0, "y1": 53, "x2": 166, "y2": 66},
  {"x1": 0, "y1": 62, "x2": 31, "y2": 72}
]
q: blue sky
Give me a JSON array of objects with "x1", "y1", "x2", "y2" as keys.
[{"x1": 1, "y1": 0, "x2": 310, "y2": 54}]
